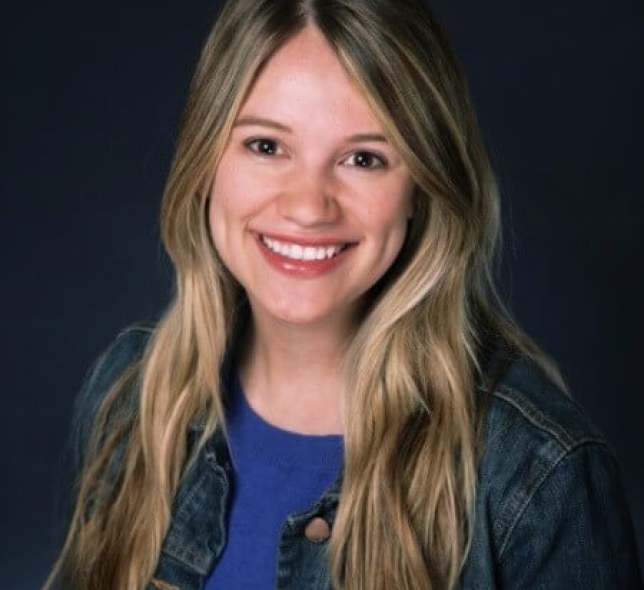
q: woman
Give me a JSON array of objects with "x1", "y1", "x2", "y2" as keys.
[{"x1": 48, "y1": 0, "x2": 641, "y2": 588}]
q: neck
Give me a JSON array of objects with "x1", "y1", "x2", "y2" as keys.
[{"x1": 237, "y1": 307, "x2": 354, "y2": 435}]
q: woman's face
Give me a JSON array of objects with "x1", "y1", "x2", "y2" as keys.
[{"x1": 209, "y1": 25, "x2": 413, "y2": 331}]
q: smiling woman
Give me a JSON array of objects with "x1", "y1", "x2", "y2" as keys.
[{"x1": 47, "y1": 1, "x2": 641, "y2": 589}]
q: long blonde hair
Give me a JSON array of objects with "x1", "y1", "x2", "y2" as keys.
[{"x1": 48, "y1": 1, "x2": 562, "y2": 588}]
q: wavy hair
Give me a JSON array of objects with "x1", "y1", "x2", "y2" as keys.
[{"x1": 47, "y1": 0, "x2": 562, "y2": 588}]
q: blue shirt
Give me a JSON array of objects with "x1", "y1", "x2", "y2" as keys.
[{"x1": 205, "y1": 375, "x2": 343, "y2": 589}]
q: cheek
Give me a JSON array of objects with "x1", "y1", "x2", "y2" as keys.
[
  {"x1": 207, "y1": 157, "x2": 244, "y2": 233},
  {"x1": 207, "y1": 195, "x2": 226, "y2": 252},
  {"x1": 207, "y1": 165, "x2": 240, "y2": 267},
  {"x1": 207, "y1": 158, "x2": 270, "y2": 278},
  {"x1": 370, "y1": 187, "x2": 414, "y2": 269},
  {"x1": 207, "y1": 189, "x2": 250, "y2": 291},
  {"x1": 209, "y1": 155, "x2": 273, "y2": 222},
  {"x1": 368, "y1": 185, "x2": 413, "y2": 243},
  {"x1": 383, "y1": 216, "x2": 410, "y2": 268}
]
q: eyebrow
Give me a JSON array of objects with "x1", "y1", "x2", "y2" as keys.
[
  {"x1": 234, "y1": 116, "x2": 291, "y2": 132},
  {"x1": 233, "y1": 116, "x2": 388, "y2": 143}
]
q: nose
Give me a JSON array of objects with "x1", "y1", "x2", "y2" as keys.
[{"x1": 277, "y1": 168, "x2": 339, "y2": 226}]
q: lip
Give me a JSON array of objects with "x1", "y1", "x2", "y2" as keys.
[{"x1": 253, "y1": 231, "x2": 356, "y2": 278}]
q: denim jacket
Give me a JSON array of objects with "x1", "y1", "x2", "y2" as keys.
[{"x1": 69, "y1": 324, "x2": 642, "y2": 589}]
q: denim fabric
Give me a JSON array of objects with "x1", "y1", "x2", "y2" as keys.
[{"x1": 71, "y1": 324, "x2": 642, "y2": 589}]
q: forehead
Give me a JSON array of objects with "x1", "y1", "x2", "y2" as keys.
[{"x1": 238, "y1": 25, "x2": 383, "y2": 133}]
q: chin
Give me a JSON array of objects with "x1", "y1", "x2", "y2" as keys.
[
  {"x1": 252, "y1": 296, "x2": 346, "y2": 328},
  {"x1": 272, "y1": 307, "x2": 335, "y2": 326}
]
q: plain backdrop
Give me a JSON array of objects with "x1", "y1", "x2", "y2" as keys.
[{"x1": 1, "y1": 0, "x2": 642, "y2": 587}]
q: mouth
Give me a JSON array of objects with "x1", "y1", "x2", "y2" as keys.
[{"x1": 260, "y1": 235, "x2": 349, "y2": 261}]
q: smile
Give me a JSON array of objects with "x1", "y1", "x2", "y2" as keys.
[{"x1": 260, "y1": 235, "x2": 347, "y2": 261}]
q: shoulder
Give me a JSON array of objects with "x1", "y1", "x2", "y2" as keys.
[
  {"x1": 480, "y1": 353, "x2": 606, "y2": 464},
  {"x1": 476, "y1": 353, "x2": 608, "y2": 546},
  {"x1": 469, "y1": 353, "x2": 641, "y2": 587},
  {"x1": 70, "y1": 322, "x2": 155, "y2": 470},
  {"x1": 74, "y1": 322, "x2": 154, "y2": 420}
]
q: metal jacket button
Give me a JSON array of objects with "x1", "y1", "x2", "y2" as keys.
[{"x1": 304, "y1": 517, "x2": 331, "y2": 543}]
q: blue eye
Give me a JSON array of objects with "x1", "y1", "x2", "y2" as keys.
[
  {"x1": 246, "y1": 138, "x2": 279, "y2": 156},
  {"x1": 345, "y1": 151, "x2": 386, "y2": 169}
]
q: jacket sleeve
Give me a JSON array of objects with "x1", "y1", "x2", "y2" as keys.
[{"x1": 497, "y1": 441, "x2": 642, "y2": 589}]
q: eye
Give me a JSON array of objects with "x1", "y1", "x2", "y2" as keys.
[
  {"x1": 343, "y1": 151, "x2": 387, "y2": 169},
  {"x1": 245, "y1": 138, "x2": 281, "y2": 156}
]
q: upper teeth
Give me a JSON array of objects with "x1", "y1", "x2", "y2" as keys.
[{"x1": 261, "y1": 236, "x2": 345, "y2": 260}]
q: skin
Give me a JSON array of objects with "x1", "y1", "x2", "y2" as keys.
[{"x1": 209, "y1": 25, "x2": 413, "y2": 434}]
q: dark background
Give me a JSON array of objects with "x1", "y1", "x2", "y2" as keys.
[{"x1": 1, "y1": 0, "x2": 642, "y2": 587}]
